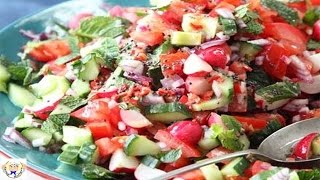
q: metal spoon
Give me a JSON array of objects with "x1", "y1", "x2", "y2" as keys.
[{"x1": 153, "y1": 118, "x2": 320, "y2": 180}]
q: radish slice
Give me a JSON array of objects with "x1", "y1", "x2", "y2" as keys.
[
  {"x1": 94, "y1": 86, "x2": 118, "y2": 98},
  {"x1": 120, "y1": 109, "x2": 152, "y2": 128},
  {"x1": 109, "y1": 149, "x2": 140, "y2": 172},
  {"x1": 299, "y1": 74, "x2": 320, "y2": 94},
  {"x1": 134, "y1": 164, "x2": 166, "y2": 180},
  {"x1": 25, "y1": 92, "x2": 64, "y2": 113},
  {"x1": 307, "y1": 53, "x2": 320, "y2": 73},
  {"x1": 185, "y1": 76, "x2": 211, "y2": 95},
  {"x1": 183, "y1": 54, "x2": 213, "y2": 75}
]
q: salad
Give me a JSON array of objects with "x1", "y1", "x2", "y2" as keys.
[{"x1": 1, "y1": 0, "x2": 320, "y2": 179}]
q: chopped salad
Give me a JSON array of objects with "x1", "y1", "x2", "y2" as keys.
[{"x1": 1, "y1": 0, "x2": 320, "y2": 179}]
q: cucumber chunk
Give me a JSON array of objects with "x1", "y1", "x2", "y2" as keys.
[
  {"x1": 171, "y1": 31, "x2": 202, "y2": 46},
  {"x1": 62, "y1": 126, "x2": 93, "y2": 146},
  {"x1": 30, "y1": 75, "x2": 70, "y2": 98},
  {"x1": 141, "y1": 155, "x2": 161, "y2": 168},
  {"x1": 14, "y1": 118, "x2": 42, "y2": 129},
  {"x1": 239, "y1": 42, "x2": 262, "y2": 61},
  {"x1": 21, "y1": 128, "x2": 52, "y2": 147},
  {"x1": 198, "y1": 128, "x2": 220, "y2": 150},
  {"x1": 144, "y1": 102, "x2": 192, "y2": 124},
  {"x1": 124, "y1": 134, "x2": 161, "y2": 156},
  {"x1": 58, "y1": 145, "x2": 80, "y2": 165},
  {"x1": 312, "y1": 136, "x2": 320, "y2": 156},
  {"x1": 200, "y1": 164, "x2": 223, "y2": 180},
  {"x1": 79, "y1": 143, "x2": 99, "y2": 163},
  {"x1": 8, "y1": 83, "x2": 37, "y2": 108},
  {"x1": 71, "y1": 79, "x2": 90, "y2": 97},
  {"x1": 79, "y1": 59, "x2": 100, "y2": 81},
  {"x1": 221, "y1": 157, "x2": 249, "y2": 177},
  {"x1": 0, "y1": 64, "x2": 10, "y2": 82}
]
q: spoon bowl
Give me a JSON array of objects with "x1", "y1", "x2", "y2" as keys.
[{"x1": 154, "y1": 118, "x2": 320, "y2": 180}]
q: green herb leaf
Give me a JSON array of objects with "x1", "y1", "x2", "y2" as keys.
[
  {"x1": 261, "y1": 0, "x2": 299, "y2": 25},
  {"x1": 218, "y1": 130, "x2": 243, "y2": 151},
  {"x1": 41, "y1": 114, "x2": 70, "y2": 134},
  {"x1": 244, "y1": 20, "x2": 264, "y2": 35},
  {"x1": 303, "y1": 8, "x2": 320, "y2": 26},
  {"x1": 255, "y1": 81, "x2": 300, "y2": 103},
  {"x1": 158, "y1": 149, "x2": 182, "y2": 163},
  {"x1": 76, "y1": 16, "x2": 127, "y2": 43},
  {"x1": 60, "y1": 96, "x2": 87, "y2": 111},
  {"x1": 221, "y1": 115, "x2": 242, "y2": 134},
  {"x1": 211, "y1": 124, "x2": 224, "y2": 138},
  {"x1": 297, "y1": 169, "x2": 320, "y2": 180},
  {"x1": 307, "y1": 39, "x2": 320, "y2": 50},
  {"x1": 219, "y1": 17, "x2": 237, "y2": 36},
  {"x1": 247, "y1": 65, "x2": 274, "y2": 90},
  {"x1": 82, "y1": 164, "x2": 125, "y2": 179},
  {"x1": 147, "y1": 40, "x2": 173, "y2": 68}
]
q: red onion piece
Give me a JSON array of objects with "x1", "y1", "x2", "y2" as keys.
[
  {"x1": 247, "y1": 39, "x2": 271, "y2": 46},
  {"x1": 289, "y1": 55, "x2": 313, "y2": 83},
  {"x1": 160, "y1": 75, "x2": 184, "y2": 89},
  {"x1": 20, "y1": 29, "x2": 49, "y2": 41},
  {"x1": 119, "y1": 60, "x2": 144, "y2": 75},
  {"x1": 4, "y1": 128, "x2": 32, "y2": 149},
  {"x1": 141, "y1": 93, "x2": 165, "y2": 106},
  {"x1": 123, "y1": 72, "x2": 152, "y2": 85},
  {"x1": 215, "y1": 8, "x2": 235, "y2": 19},
  {"x1": 236, "y1": 19, "x2": 247, "y2": 28}
]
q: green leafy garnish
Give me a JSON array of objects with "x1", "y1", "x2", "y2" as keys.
[
  {"x1": 219, "y1": 17, "x2": 237, "y2": 36},
  {"x1": 235, "y1": 4, "x2": 263, "y2": 34},
  {"x1": 261, "y1": 0, "x2": 299, "y2": 25},
  {"x1": 60, "y1": 96, "x2": 87, "y2": 111},
  {"x1": 247, "y1": 66, "x2": 274, "y2": 90},
  {"x1": 75, "y1": 16, "x2": 128, "y2": 43},
  {"x1": 307, "y1": 39, "x2": 320, "y2": 50},
  {"x1": 221, "y1": 115, "x2": 242, "y2": 134},
  {"x1": 255, "y1": 81, "x2": 300, "y2": 103},
  {"x1": 211, "y1": 124, "x2": 243, "y2": 151},
  {"x1": 245, "y1": 21, "x2": 264, "y2": 35},
  {"x1": 82, "y1": 164, "x2": 125, "y2": 180},
  {"x1": 41, "y1": 114, "x2": 70, "y2": 134},
  {"x1": 147, "y1": 40, "x2": 173, "y2": 68},
  {"x1": 157, "y1": 149, "x2": 182, "y2": 163},
  {"x1": 297, "y1": 169, "x2": 320, "y2": 180},
  {"x1": 303, "y1": 8, "x2": 320, "y2": 26}
]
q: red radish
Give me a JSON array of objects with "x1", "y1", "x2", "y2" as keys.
[
  {"x1": 26, "y1": 93, "x2": 64, "y2": 114},
  {"x1": 120, "y1": 109, "x2": 152, "y2": 128},
  {"x1": 196, "y1": 44, "x2": 231, "y2": 68},
  {"x1": 95, "y1": 87, "x2": 118, "y2": 98},
  {"x1": 292, "y1": 132, "x2": 319, "y2": 160},
  {"x1": 185, "y1": 76, "x2": 211, "y2": 95},
  {"x1": 109, "y1": 149, "x2": 140, "y2": 173},
  {"x1": 168, "y1": 121, "x2": 203, "y2": 145},
  {"x1": 208, "y1": 113, "x2": 226, "y2": 128},
  {"x1": 134, "y1": 164, "x2": 166, "y2": 180},
  {"x1": 313, "y1": 20, "x2": 320, "y2": 41},
  {"x1": 183, "y1": 54, "x2": 213, "y2": 75},
  {"x1": 68, "y1": 12, "x2": 93, "y2": 29}
]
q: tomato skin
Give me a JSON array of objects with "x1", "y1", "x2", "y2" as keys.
[
  {"x1": 313, "y1": 20, "x2": 320, "y2": 41},
  {"x1": 250, "y1": 160, "x2": 272, "y2": 176},
  {"x1": 263, "y1": 43, "x2": 289, "y2": 79},
  {"x1": 263, "y1": 23, "x2": 307, "y2": 55},
  {"x1": 168, "y1": 121, "x2": 203, "y2": 145},
  {"x1": 130, "y1": 31, "x2": 164, "y2": 46},
  {"x1": 95, "y1": 137, "x2": 122, "y2": 159},
  {"x1": 233, "y1": 116, "x2": 268, "y2": 132},
  {"x1": 29, "y1": 40, "x2": 70, "y2": 62},
  {"x1": 71, "y1": 101, "x2": 110, "y2": 122},
  {"x1": 154, "y1": 130, "x2": 201, "y2": 158},
  {"x1": 87, "y1": 121, "x2": 113, "y2": 140},
  {"x1": 109, "y1": 106, "x2": 122, "y2": 128},
  {"x1": 160, "y1": 51, "x2": 189, "y2": 77},
  {"x1": 196, "y1": 44, "x2": 231, "y2": 68}
]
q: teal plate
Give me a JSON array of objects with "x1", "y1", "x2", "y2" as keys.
[{"x1": 0, "y1": 0, "x2": 149, "y2": 179}]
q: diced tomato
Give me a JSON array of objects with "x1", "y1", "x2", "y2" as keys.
[
  {"x1": 109, "y1": 106, "x2": 121, "y2": 128},
  {"x1": 253, "y1": 113, "x2": 286, "y2": 126},
  {"x1": 160, "y1": 51, "x2": 189, "y2": 77},
  {"x1": 29, "y1": 40, "x2": 71, "y2": 62},
  {"x1": 154, "y1": 130, "x2": 201, "y2": 158},
  {"x1": 229, "y1": 61, "x2": 252, "y2": 76},
  {"x1": 263, "y1": 43, "x2": 289, "y2": 79},
  {"x1": 130, "y1": 31, "x2": 164, "y2": 46},
  {"x1": 71, "y1": 101, "x2": 110, "y2": 122},
  {"x1": 183, "y1": 0, "x2": 209, "y2": 7},
  {"x1": 196, "y1": 43, "x2": 231, "y2": 68},
  {"x1": 311, "y1": 0, "x2": 320, "y2": 6},
  {"x1": 228, "y1": 82, "x2": 248, "y2": 112},
  {"x1": 263, "y1": 23, "x2": 307, "y2": 55},
  {"x1": 250, "y1": 160, "x2": 272, "y2": 175},
  {"x1": 34, "y1": 111, "x2": 49, "y2": 120},
  {"x1": 95, "y1": 137, "x2": 122, "y2": 158},
  {"x1": 288, "y1": 2, "x2": 307, "y2": 13},
  {"x1": 221, "y1": 0, "x2": 241, "y2": 6},
  {"x1": 233, "y1": 116, "x2": 268, "y2": 132},
  {"x1": 206, "y1": 147, "x2": 232, "y2": 164},
  {"x1": 164, "y1": 156, "x2": 191, "y2": 172},
  {"x1": 179, "y1": 95, "x2": 188, "y2": 105},
  {"x1": 87, "y1": 121, "x2": 113, "y2": 140},
  {"x1": 175, "y1": 169, "x2": 205, "y2": 180},
  {"x1": 166, "y1": 0, "x2": 195, "y2": 23}
]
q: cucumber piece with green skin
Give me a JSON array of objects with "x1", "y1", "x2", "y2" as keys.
[
  {"x1": 251, "y1": 167, "x2": 291, "y2": 180},
  {"x1": 0, "y1": 81, "x2": 6, "y2": 93},
  {"x1": 62, "y1": 126, "x2": 93, "y2": 146},
  {"x1": 51, "y1": 104, "x2": 72, "y2": 115},
  {"x1": 0, "y1": 64, "x2": 10, "y2": 82},
  {"x1": 8, "y1": 83, "x2": 37, "y2": 108},
  {"x1": 71, "y1": 79, "x2": 90, "y2": 97},
  {"x1": 79, "y1": 143, "x2": 99, "y2": 163},
  {"x1": 148, "y1": 66, "x2": 164, "y2": 89},
  {"x1": 144, "y1": 102, "x2": 192, "y2": 124},
  {"x1": 58, "y1": 145, "x2": 80, "y2": 165},
  {"x1": 219, "y1": 17, "x2": 237, "y2": 36},
  {"x1": 171, "y1": 31, "x2": 202, "y2": 46},
  {"x1": 53, "y1": 131, "x2": 63, "y2": 142},
  {"x1": 198, "y1": 128, "x2": 220, "y2": 150},
  {"x1": 14, "y1": 118, "x2": 42, "y2": 129},
  {"x1": 82, "y1": 164, "x2": 125, "y2": 179},
  {"x1": 289, "y1": 171, "x2": 299, "y2": 180},
  {"x1": 21, "y1": 128, "x2": 52, "y2": 147},
  {"x1": 221, "y1": 157, "x2": 250, "y2": 177},
  {"x1": 124, "y1": 134, "x2": 161, "y2": 156},
  {"x1": 141, "y1": 155, "x2": 161, "y2": 168},
  {"x1": 200, "y1": 164, "x2": 223, "y2": 180},
  {"x1": 30, "y1": 75, "x2": 70, "y2": 98},
  {"x1": 239, "y1": 134, "x2": 250, "y2": 150},
  {"x1": 193, "y1": 76, "x2": 234, "y2": 111},
  {"x1": 79, "y1": 59, "x2": 100, "y2": 81},
  {"x1": 239, "y1": 42, "x2": 262, "y2": 61},
  {"x1": 312, "y1": 136, "x2": 320, "y2": 156}
]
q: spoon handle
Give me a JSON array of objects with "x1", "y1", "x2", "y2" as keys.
[{"x1": 151, "y1": 149, "x2": 259, "y2": 180}]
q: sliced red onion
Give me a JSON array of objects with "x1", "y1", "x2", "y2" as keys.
[
  {"x1": 2, "y1": 135, "x2": 15, "y2": 144},
  {"x1": 247, "y1": 39, "x2": 271, "y2": 46},
  {"x1": 283, "y1": 99, "x2": 309, "y2": 112},
  {"x1": 215, "y1": 8, "x2": 235, "y2": 19},
  {"x1": 119, "y1": 60, "x2": 144, "y2": 75},
  {"x1": 236, "y1": 19, "x2": 247, "y2": 28},
  {"x1": 4, "y1": 127, "x2": 14, "y2": 136},
  {"x1": 160, "y1": 75, "x2": 184, "y2": 89},
  {"x1": 289, "y1": 55, "x2": 313, "y2": 83},
  {"x1": 212, "y1": 81, "x2": 222, "y2": 98},
  {"x1": 200, "y1": 39, "x2": 228, "y2": 49},
  {"x1": 123, "y1": 72, "x2": 152, "y2": 85},
  {"x1": 8, "y1": 128, "x2": 32, "y2": 149},
  {"x1": 141, "y1": 93, "x2": 165, "y2": 106},
  {"x1": 20, "y1": 29, "x2": 49, "y2": 41}
]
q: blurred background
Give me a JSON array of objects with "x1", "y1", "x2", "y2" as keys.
[{"x1": 0, "y1": 0, "x2": 66, "y2": 28}]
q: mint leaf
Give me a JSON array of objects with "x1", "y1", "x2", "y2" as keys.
[
  {"x1": 60, "y1": 96, "x2": 87, "y2": 111},
  {"x1": 82, "y1": 164, "x2": 125, "y2": 179},
  {"x1": 255, "y1": 81, "x2": 300, "y2": 103},
  {"x1": 158, "y1": 149, "x2": 182, "y2": 163},
  {"x1": 307, "y1": 39, "x2": 320, "y2": 50},
  {"x1": 262, "y1": 0, "x2": 299, "y2": 25},
  {"x1": 218, "y1": 130, "x2": 243, "y2": 151},
  {"x1": 235, "y1": 4, "x2": 263, "y2": 34},
  {"x1": 247, "y1": 65, "x2": 274, "y2": 90},
  {"x1": 41, "y1": 114, "x2": 70, "y2": 134},
  {"x1": 245, "y1": 20, "x2": 264, "y2": 35},
  {"x1": 219, "y1": 17, "x2": 237, "y2": 36},
  {"x1": 75, "y1": 16, "x2": 127, "y2": 43},
  {"x1": 211, "y1": 124, "x2": 225, "y2": 138},
  {"x1": 221, "y1": 115, "x2": 242, "y2": 134},
  {"x1": 147, "y1": 40, "x2": 173, "y2": 68},
  {"x1": 298, "y1": 169, "x2": 320, "y2": 180},
  {"x1": 303, "y1": 8, "x2": 320, "y2": 26}
]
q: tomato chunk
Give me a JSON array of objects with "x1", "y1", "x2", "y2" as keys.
[
  {"x1": 130, "y1": 31, "x2": 164, "y2": 46},
  {"x1": 71, "y1": 101, "x2": 110, "y2": 122},
  {"x1": 95, "y1": 137, "x2": 122, "y2": 158},
  {"x1": 263, "y1": 43, "x2": 289, "y2": 79},
  {"x1": 87, "y1": 121, "x2": 113, "y2": 140},
  {"x1": 29, "y1": 40, "x2": 70, "y2": 62}
]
